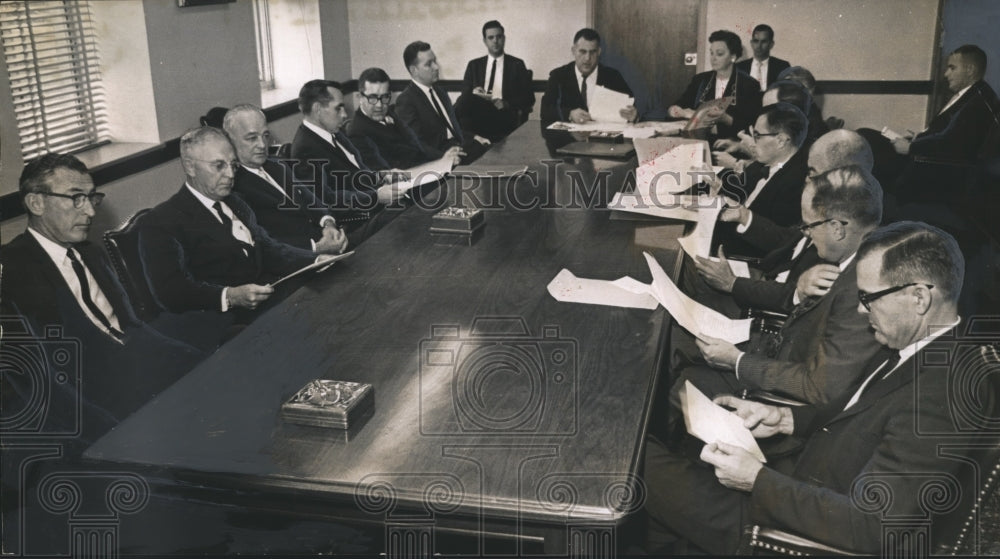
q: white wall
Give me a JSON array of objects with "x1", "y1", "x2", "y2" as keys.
[
  {"x1": 705, "y1": 0, "x2": 939, "y2": 132},
  {"x1": 347, "y1": 0, "x2": 590, "y2": 81}
]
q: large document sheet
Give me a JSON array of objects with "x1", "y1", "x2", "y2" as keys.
[
  {"x1": 588, "y1": 85, "x2": 634, "y2": 123},
  {"x1": 396, "y1": 154, "x2": 454, "y2": 192},
  {"x1": 680, "y1": 380, "x2": 766, "y2": 462},
  {"x1": 676, "y1": 196, "x2": 724, "y2": 259},
  {"x1": 269, "y1": 251, "x2": 354, "y2": 287},
  {"x1": 546, "y1": 269, "x2": 659, "y2": 310},
  {"x1": 607, "y1": 191, "x2": 700, "y2": 221},
  {"x1": 642, "y1": 252, "x2": 751, "y2": 344}
]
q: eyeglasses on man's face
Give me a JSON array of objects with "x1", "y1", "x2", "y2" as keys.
[
  {"x1": 750, "y1": 126, "x2": 780, "y2": 142},
  {"x1": 361, "y1": 93, "x2": 392, "y2": 105},
  {"x1": 40, "y1": 191, "x2": 106, "y2": 209},
  {"x1": 190, "y1": 158, "x2": 240, "y2": 173},
  {"x1": 858, "y1": 283, "x2": 934, "y2": 311},
  {"x1": 798, "y1": 218, "x2": 848, "y2": 234}
]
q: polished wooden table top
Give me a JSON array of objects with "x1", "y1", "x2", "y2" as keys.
[{"x1": 86, "y1": 124, "x2": 685, "y2": 526}]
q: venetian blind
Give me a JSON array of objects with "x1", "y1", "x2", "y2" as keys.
[{"x1": 1, "y1": 0, "x2": 108, "y2": 160}]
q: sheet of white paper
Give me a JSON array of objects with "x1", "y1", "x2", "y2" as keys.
[
  {"x1": 547, "y1": 269, "x2": 658, "y2": 310},
  {"x1": 588, "y1": 85, "x2": 633, "y2": 123},
  {"x1": 680, "y1": 380, "x2": 766, "y2": 462},
  {"x1": 546, "y1": 121, "x2": 629, "y2": 133},
  {"x1": 677, "y1": 197, "x2": 723, "y2": 259},
  {"x1": 622, "y1": 126, "x2": 656, "y2": 139},
  {"x1": 396, "y1": 155, "x2": 454, "y2": 192},
  {"x1": 880, "y1": 126, "x2": 904, "y2": 141},
  {"x1": 642, "y1": 252, "x2": 752, "y2": 344},
  {"x1": 608, "y1": 191, "x2": 700, "y2": 221},
  {"x1": 633, "y1": 138, "x2": 714, "y2": 196},
  {"x1": 269, "y1": 251, "x2": 354, "y2": 287}
]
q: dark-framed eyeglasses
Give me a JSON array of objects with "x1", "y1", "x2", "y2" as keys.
[
  {"x1": 858, "y1": 283, "x2": 934, "y2": 311},
  {"x1": 361, "y1": 93, "x2": 392, "y2": 105},
  {"x1": 798, "y1": 218, "x2": 848, "y2": 234},
  {"x1": 189, "y1": 158, "x2": 240, "y2": 173},
  {"x1": 751, "y1": 129, "x2": 779, "y2": 141},
  {"x1": 40, "y1": 191, "x2": 106, "y2": 209}
]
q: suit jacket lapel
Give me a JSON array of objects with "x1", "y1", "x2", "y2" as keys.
[
  {"x1": 177, "y1": 185, "x2": 255, "y2": 263},
  {"x1": 432, "y1": 84, "x2": 463, "y2": 143}
]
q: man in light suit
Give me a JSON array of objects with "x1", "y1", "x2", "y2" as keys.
[
  {"x1": 141, "y1": 127, "x2": 323, "y2": 321},
  {"x1": 347, "y1": 67, "x2": 461, "y2": 170},
  {"x1": 540, "y1": 28, "x2": 637, "y2": 126},
  {"x1": 224, "y1": 104, "x2": 348, "y2": 254},
  {"x1": 454, "y1": 20, "x2": 535, "y2": 141},
  {"x1": 735, "y1": 24, "x2": 791, "y2": 92},
  {"x1": 645, "y1": 221, "x2": 1000, "y2": 555},
  {"x1": 394, "y1": 41, "x2": 491, "y2": 163},
  {"x1": 1, "y1": 153, "x2": 204, "y2": 441}
]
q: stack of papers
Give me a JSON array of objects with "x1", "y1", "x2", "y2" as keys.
[
  {"x1": 588, "y1": 85, "x2": 635, "y2": 123},
  {"x1": 546, "y1": 252, "x2": 752, "y2": 344},
  {"x1": 396, "y1": 155, "x2": 454, "y2": 192}
]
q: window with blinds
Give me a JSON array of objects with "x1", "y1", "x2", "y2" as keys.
[{"x1": 0, "y1": 0, "x2": 109, "y2": 161}]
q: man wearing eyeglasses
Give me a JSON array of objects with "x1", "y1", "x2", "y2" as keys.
[
  {"x1": 712, "y1": 102, "x2": 810, "y2": 259},
  {"x1": 0, "y1": 153, "x2": 205, "y2": 442},
  {"x1": 644, "y1": 221, "x2": 998, "y2": 556},
  {"x1": 141, "y1": 127, "x2": 324, "y2": 323},
  {"x1": 347, "y1": 67, "x2": 462, "y2": 170},
  {"x1": 685, "y1": 165, "x2": 885, "y2": 406}
]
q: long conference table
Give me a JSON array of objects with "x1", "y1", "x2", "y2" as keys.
[{"x1": 84, "y1": 124, "x2": 688, "y2": 555}]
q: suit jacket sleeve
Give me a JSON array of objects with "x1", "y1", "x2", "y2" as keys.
[
  {"x1": 228, "y1": 194, "x2": 315, "y2": 279},
  {"x1": 910, "y1": 85, "x2": 995, "y2": 162},
  {"x1": 741, "y1": 214, "x2": 802, "y2": 252},
  {"x1": 540, "y1": 68, "x2": 567, "y2": 125},
  {"x1": 394, "y1": 89, "x2": 446, "y2": 158},
  {"x1": 461, "y1": 59, "x2": 478, "y2": 98},
  {"x1": 510, "y1": 58, "x2": 536, "y2": 113},
  {"x1": 736, "y1": 282, "x2": 882, "y2": 404},
  {"x1": 748, "y1": 392, "x2": 955, "y2": 553},
  {"x1": 347, "y1": 132, "x2": 391, "y2": 171},
  {"x1": 731, "y1": 277, "x2": 797, "y2": 313},
  {"x1": 140, "y1": 211, "x2": 226, "y2": 313},
  {"x1": 674, "y1": 74, "x2": 704, "y2": 109}
]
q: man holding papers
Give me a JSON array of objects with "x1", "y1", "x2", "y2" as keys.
[
  {"x1": 684, "y1": 166, "x2": 885, "y2": 405},
  {"x1": 644, "y1": 222, "x2": 999, "y2": 555},
  {"x1": 141, "y1": 127, "x2": 332, "y2": 327},
  {"x1": 540, "y1": 28, "x2": 637, "y2": 126}
]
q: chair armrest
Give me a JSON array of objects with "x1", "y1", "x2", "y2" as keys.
[{"x1": 742, "y1": 525, "x2": 862, "y2": 555}]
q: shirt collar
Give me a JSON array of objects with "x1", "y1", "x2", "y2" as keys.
[
  {"x1": 185, "y1": 182, "x2": 223, "y2": 213},
  {"x1": 766, "y1": 152, "x2": 793, "y2": 177},
  {"x1": 894, "y1": 317, "x2": 962, "y2": 372},
  {"x1": 575, "y1": 65, "x2": 598, "y2": 83},
  {"x1": 488, "y1": 53, "x2": 505, "y2": 63},
  {"x1": 28, "y1": 226, "x2": 74, "y2": 263},
  {"x1": 838, "y1": 251, "x2": 856, "y2": 272},
  {"x1": 303, "y1": 119, "x2": 335, "y2": 145}
]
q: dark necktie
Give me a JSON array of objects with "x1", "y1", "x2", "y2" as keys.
[
  {"x1": 580, "y1": 74, "x2": 589, "y2": 111},
  {"x1": 428, "y1": 88, "x2": 457, "y2": 138},
  {"x1": 486, "y1": 58, "x2": 497, "y2": 94},
  {"x1": 213, "y1": 201, "x2": 254, "y2": 255},
  {"x1": 66, "y1": 248, "x2": 124, "y2": 341}
]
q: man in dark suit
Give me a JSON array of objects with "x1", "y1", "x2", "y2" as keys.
[
  {"x1": 141, "y1": 127, "x2": 323, "y2": 320},
  {"x1": 0, "y1": 153, "x2": 205, "y2": 439},
  {"x1": 713, "y1": 102, "x2": 810, "y2": 258},
  {"x1": 890, "y1": 45, "x2": 999, "y2": 206},
  {"x1": 454, "y1": 20, "x2": 535, "y2": 141},
  {"x1": 688, "y1": 166, "x2": 885, "y2": 405},
  {"x1": 290, "y1": 79, "x2": 407, "y2": 242},
  {"x1": 347, "y1": 67, "x2": 462, "y2": 170},
  {"x1": 394, "y1": 41, "x2": 491, "y2": 163},
  {"x1": 223, "y1": 104, "x2": 348, "y2": 254},
  {"x1": 540, "y1": 28, "x2": 637, "y2": 126},
  {"x1": 735, "y1": 24, "x2": 791, "y2": 92},
  {"x1": 645, "y1": 222, "x2": 999, "y2": 555}
]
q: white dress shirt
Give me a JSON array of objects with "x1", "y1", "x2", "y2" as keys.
[
  {"x1": 484, "y1": 54, "x2": 505, "y2": 100},
  {"x1": 744, "y1": 153, "x2": 791, "y2": 209},
  {"x1": 574, "y1": 65, "x2": 599, "y2": 109},
  {"x1": 750, "y1": 58, "x2": 770, "y2": 90},
  {"x1": 302, "y1": 119, "x2": 362, "y2": 168},
  {"x1": 938, "y1": 85, "x2": 972, "y2": 115},
  {"x1": 412, "y1": 79, "x2": 456, "y2": 139},
  {"x1": 28, "y1": 227, "x2": 124, "y2": 341},
  {"x1": 714, "y1": 76, "x2": 730, "y2": 100}
]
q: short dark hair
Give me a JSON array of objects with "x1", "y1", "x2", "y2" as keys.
[
  {"x1": 777, "y1": 66, "x2": 817, "y2": 92},
  {"x1": 952, "y1": 44, "x2": 987, "y2": 80},
  {"x1": 752, "y1": 24, "x2": 775, "y2": 41},
  {"x1": 482, "y1": 20, "x2": 504, "y2": 37},
  {"x1": 708, "y1": 29, "x2": 742, "y2": 59},
  {"x1": 808, "y1": 165, "x2": 883, "y2": 229},
  {"x1": 19, "y1": 153, "x2": 89, "y2": 199},
  {"x1": 857, "y1": 221, "x2": 965, "y2": 304},
  {"x1": 298, "y1": 79, "x2": 342, "y2": 115},
  {"x1": 573, "y1": 28, "x2": 600, "y2": 45},
  {"x1": 766, "y1": 80, "x2": 812, "y2": 115},
  {"x1": 403, "y1": 41, "x2": 431, "y2": 71},
  {"x1": 761, "y1": 102, "x2": 808, "y2": 148},
  {"x1": 358, "y1": 67, "x2": 391, "y2": 91}
]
